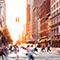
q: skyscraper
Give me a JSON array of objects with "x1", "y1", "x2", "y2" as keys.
[{"x1": 0, "y1": 0, "x2": 6, "y2": 30}]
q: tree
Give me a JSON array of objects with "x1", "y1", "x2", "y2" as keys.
[{"x1": 1, "y1": 28, "x2": 13, "y2": 44}]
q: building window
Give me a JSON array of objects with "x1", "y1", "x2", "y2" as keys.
[
  {"x1": 52, "y1": 7, "x2": 53, "y2": 11},
  {"x1": 59, "y1": 0, "x2": 60, "y2": 5},
  {"x1": 54, "y1": 5, "x2": 55, "y2": 9},
  {"x1": 53, "y1": 30, "x2": 54, "y2": 36},
  {"x1": 54, "y1": 0, "x2": 55, "y2": 2},
  {"x1": 59, "y1": 8, "x2": 60, "y2": 13},
  {"x1": 58, "y1": 25, "x2": 60, "y2": 33},
  {"x1": 57, "y1": 17, "x2": 58, "y2": 23},
  {"x1": 57, "y1": 28, "x2": 58, "y2": 35},
  {"x1": 52, "y1": 0, "x2": 53, "y2": 4},
  {"x1": 54, "y1": 29, "x2": 55, "y2": 36},
  {"x1": 58, "y1": 15, "x2": 60, "y2": 22},
  {"x1": 58, "y1": 16, "x2": 60, "y2": 22},
  {"x1": 57, "y1": 10, "x2": 58, "y2": 14},
  {"x1": 51, "y1": 0, "x2": 53, "y2": 5},
  {"x1": 51, "y1": 19, "x2": 53, "y2": 25},
  {"x1": 55, "y1": 18, "x2": 56, "y2": 24},
  {"x1": 55, "y1": 29, "x2": 57, "y2": 35},
  {"x1": 53, "y1": 19, "x2": 54, "y2": 25},
  {"x1": 56, "y1": 2, "x2": 58, "y2": 7},
  {"x1": 54, "y1": 19, "x2": 55, "y2": 24},
  {"x1": 55, "y1": 18, "x2": 57, "y2": 24},
  {"x1": 52, "y1": 30, "x2": 53, "y2": 36},
  {"x1": 54, "y1": 12, "x2": 55, "y2": 16}
]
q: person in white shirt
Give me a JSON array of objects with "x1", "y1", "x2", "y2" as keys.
[{"x1": 28, "y1": 45, "x2": 37, "y2": 60}]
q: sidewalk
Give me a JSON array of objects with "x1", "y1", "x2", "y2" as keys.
[
  {"x1": 37, "y1": 47, "x2": 60, "y2": 53},
  {"x1": 51, "y1": 47, "x2": 60, "y2": 53}
]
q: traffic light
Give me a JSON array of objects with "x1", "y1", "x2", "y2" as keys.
[{"x1": 15, "y1": 17, "x2": 20, "y2": 22}]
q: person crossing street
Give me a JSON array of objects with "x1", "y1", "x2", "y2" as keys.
[{"x1": 47, "y1": 42, "x2": 51, "y2": 52}]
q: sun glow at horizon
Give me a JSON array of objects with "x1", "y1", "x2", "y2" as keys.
[
  {"x1": 5, "y1": 0, "x2": 26, "y2": 44},
  {"x1": 6, "y1": 16, "x2": 23, "y2": 44}
]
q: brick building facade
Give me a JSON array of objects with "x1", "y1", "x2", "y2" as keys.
[
  {"x1": 40, "y1": 0, "x2": 50, "y2": 45},
  {"x1": 50, "y1": 0, "x2": 60, "y2": 47}
]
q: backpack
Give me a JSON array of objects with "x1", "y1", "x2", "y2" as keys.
[{"x1": 34, "y1": 47, "x2": 38, "y2": 51}]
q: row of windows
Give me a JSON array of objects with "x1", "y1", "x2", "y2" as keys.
[
  {"x1": 40, "y1": 24, "x2": 48, "y2": 31},
  {"x1": 51, "y1": 2, "x2": 59, "y2": 11},
  {"x1": 40, "y1": 32, "x2": 47, "y2": 37},
  {"x1": 51, "y1": 0, "x2": 60, "y2": 5},
  {"x1": 52, "y1": 28, "x2": 58, "y2": 36},
  {"x1": 51, "y1": 8, "x2": 60, "y2": 18},
  {"x1": 51, "y1": 15, "x2": 60, "y2": 26}
]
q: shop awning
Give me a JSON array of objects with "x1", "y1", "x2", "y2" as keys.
[
  {"x1": 26, "y1": 39, "x2": 34, "y2": 42},
  {"x1": 40, "y1": 38, "x2": 47, "y2": 43},
  {"x1": 47, "y1": 38, "x2": 51, "y2": 41}
]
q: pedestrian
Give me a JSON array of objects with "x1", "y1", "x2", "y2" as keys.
[
  {"x1": 15, "y1": 45, "x2": 19, "y2": 60},
  {"x1": 16, "y1": 45, "x2": 19, "y2": 52},
  {"x1": 47, "y1": 42, "x2": 51, "y2": 52},
  {"x1": 9, "y1": 45, "x2": 13, "y2": 53},
  {"x1": 2, "y1": 44, "x2": 9, "y2": 60},
  {"x1": 0, "y1": 42, "x2": 4, "y2": 60},
  {"x1": 14, "y1": 45, "x2": 17, "y2": 53},
  {"x1": 25, "y1": 45, "x2": 30, "y2": 60},
  {"x1": 41, "y1": 45, "x2": 46, "y2": 52},
  {"x1": 28, "y1": 45, "x2": 37, "y2": 60},
  {"x1": 26, "y1": 45, "x2": 30, "y2": 55}
]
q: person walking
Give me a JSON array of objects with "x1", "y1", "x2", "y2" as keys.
[
  {"x1": 0, "y1": 42, "x2": 4, "y2": 60},
  {"x1": 2, "y1": 44, "x2": 9, "y2": 60},
  {"x1": 26, "y1": 45, "x2": 30, "y2": 55},
  {"x1": 41, "y1": 45, "x2": 46, "y2": 52},
  {"x1": 47, "y1": 42, "x2": 51, "y2": 52},
  {"x1": 28, "y1": 45, "x2": 37, "y2": 60}
]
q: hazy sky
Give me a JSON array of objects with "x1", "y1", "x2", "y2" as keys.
[
  {"x1": 5, "y1": 0, "x2": 26, "y2": 24},
  {"x1": 5, "y1": 0, "x2": 26, "y2": 43}
]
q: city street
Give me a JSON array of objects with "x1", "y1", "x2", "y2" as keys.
[
  {"x1": 0, "y1": 0, "x2": 60, "y2": 60},
  {"x1": 9, "y1": 47, "x2": 60, "y2": 60}
]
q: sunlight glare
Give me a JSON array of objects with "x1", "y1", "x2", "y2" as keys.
[
  {"x1": 6, "y1": 16, "x2": 23, "y2": 44},
  {"x1": 5, "y1": 0, "x2": 26, "y2": 44}
]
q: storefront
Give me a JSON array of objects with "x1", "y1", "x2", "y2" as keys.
[
  {"x1": 26, "y1": 39, "x2": 35, "y2": 44},
  {"x1": 40, "y1": 38, "x2": 47, "y2": 46},
  {"x1": 52, "y1": 35, "x2": 60, "y2": 47}
]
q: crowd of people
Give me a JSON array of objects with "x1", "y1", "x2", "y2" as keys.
[
  {"x1": 0, "y1": 42, "x2": 9, "y2": 60},
  {"x1": 26, "y1": 44, "x2": 37, "y2": 60},
  {"x1": 0, "y1": 41, "x2": 51, "y2": 60},
  {"x1": 25, "y1": 42, "x2": 51, "y2": 60},
  {"x1": 41, "y1": 42, "x2": 51, "y2": 52},
  {"x1": 0, "y1": 42, "x2": 19, "y2": 60}
]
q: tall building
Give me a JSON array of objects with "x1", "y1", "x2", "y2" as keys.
[
  {"x1": 26, "y1": 0, "x2": 34, "y2": 43},
  {"x1": 32, "y1": 0, "x2": 43, "y2": 42},
  {"x1": 26, "y1": 0, "x2": 31, "y2": 35},
  {"x1": 22, "y1": 24, "x2": 26, "y2": 42},
  {"x1": 40, "y1": 0, "x2": 50, "y2": 44},
  {"x1": 50, "y1": 0, "x2": 60, "y2": 47},
  {"x1": 26, "y1": 0, "x2": 43, "y2": 43},
  {"x1": 0, "y1": 0, "x2": 6, "y2": 31}
]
